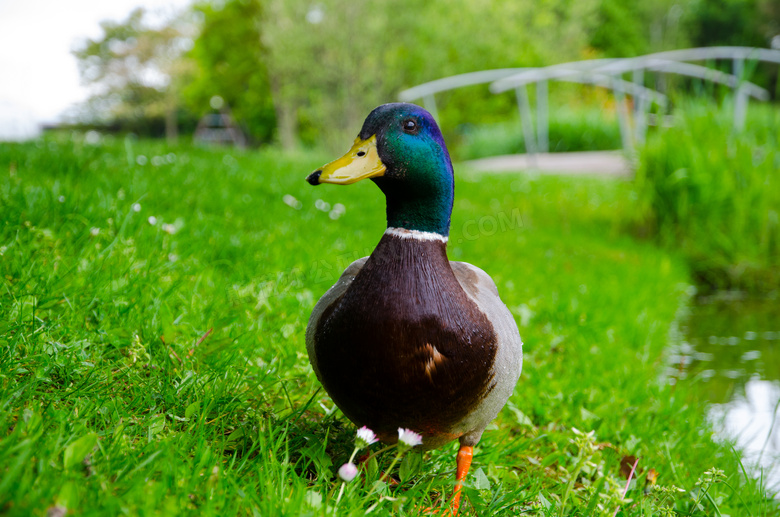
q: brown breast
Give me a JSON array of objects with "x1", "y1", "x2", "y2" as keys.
[{"x1": 313, "y1": 232, "x2": 498, "y2": 442}]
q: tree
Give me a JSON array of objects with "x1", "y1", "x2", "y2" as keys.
[
  {"x1": 686, "y1": 0, "x2": 767, "y2": 47},
  {"x1": 183, "y1": 0, "x2": 276, "y2": 144},
  {"x1": 73, "y1": 7, "x2": 196, "y2": 140},
  {"x1": 256, "y1": 0, "x2": 602, "y2": 149}
]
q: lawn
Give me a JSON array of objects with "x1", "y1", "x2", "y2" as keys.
[{"x1": 1, "y1": 136, "x2": 776, "y2": 515}]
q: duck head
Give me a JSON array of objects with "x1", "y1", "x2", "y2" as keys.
[{"x1": 306, "y1": 103, "x2": 454, "y2": 238}]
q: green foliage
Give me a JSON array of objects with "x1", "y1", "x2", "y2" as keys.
[
  {"x1": 71, "y1": 7, "x2": 194, "y2": 137},
  {"x1": 184, "y1": 0, "x2": 603, "y2": 149},
  {"x1": 455, "y1": 105, "x2": 621, "y2": 160},
  {"x1": 184, "y1": 0, "x2": 276, "y2": 143},
  {"x1": 255, "y1": 0, "x2": 539, "y2": 147},
  {"x1": 1, "y1": 137, "x2": 776, "y2": 514},
  {"x1": 590, "y1": 0, "x2": 649, "y2": 57},
  {"x1": 395, "y1": 0, "x2": 598, "y2": 133},
  {"x1": 685, "y1": 0, "x2": 774, "y2": 47},
  {"x1": 589, "y1": 0, "x2": 691, "y2": 57},
  {"x1": 71, "y1": 0, "x2": 779, "y2": 144},
  {"x1": 681, "y1": 0, "x2": 779, "y2": 93},
  {"x1": 636, "y1": 101, "x2": 780, "y2": 291}
]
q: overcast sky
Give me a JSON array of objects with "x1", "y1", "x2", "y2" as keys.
[{"x1": 0, "y1": 0, "x2": 191, "y2": 137}]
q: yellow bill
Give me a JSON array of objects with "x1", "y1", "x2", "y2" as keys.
[{"x1": 306, "y1": 135, "x2": 386, "y2": 185}]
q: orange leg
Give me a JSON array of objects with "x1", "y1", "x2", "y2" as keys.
[
  {"x1": 420, "y1": 444, "x2": 474, "y2": 515},
  {"x1": 451, "y1": 445, "x2": 473, "y2": 515}
]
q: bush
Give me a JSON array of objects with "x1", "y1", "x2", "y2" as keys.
[{"x1": 636, "y1": 100, "x2": 780, "y2": 291}]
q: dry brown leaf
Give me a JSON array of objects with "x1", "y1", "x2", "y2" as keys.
[{"x1": 620, "y1": 455, "x2": 639, "y2": 479}]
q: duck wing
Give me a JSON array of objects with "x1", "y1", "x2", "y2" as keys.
[
  {"x1": 448, "y1": 261, "x2": 523, "y2": 446},
  {"x1": 306, "y1": 257, "x2": 368, "y2": 377}
]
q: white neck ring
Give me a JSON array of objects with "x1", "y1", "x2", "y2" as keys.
[{"x1": 385, "y1": 227, "x2": 448, "y2": 243}]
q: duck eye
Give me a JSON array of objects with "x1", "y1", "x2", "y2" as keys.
[{"x1": 402, "y1": 119, "x2": 418, "y2": 134}]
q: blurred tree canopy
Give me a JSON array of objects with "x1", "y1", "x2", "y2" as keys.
[
  {"x1": 72, "y1": 0, "x2": 780, "y2": 146},
  {"x1": 207, "y1": 0, "x2": 600, "y2": 148},
  {"x1": 590, "y1": 0, "x2": 690, "y2": 57},
  {"x1": 686, "y1": 0, "x2": 777, "y2": 47},
  {"x1": 73, "y1": 7, "x2": 196, "y2": 140},
  {"x1": 183, "y1": 0, "x2": 276, "y2": 144}
]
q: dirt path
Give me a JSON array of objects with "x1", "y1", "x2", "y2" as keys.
[{"x1": 461, "y1": 151, "x2": 633, "y2": 178}]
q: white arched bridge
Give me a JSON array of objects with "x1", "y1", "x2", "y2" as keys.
[{"x1": 399, "y1": 47, "x2": 780, "y2": 170}]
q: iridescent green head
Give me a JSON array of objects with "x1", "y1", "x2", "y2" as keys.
[{"x1": 306, "y1": 103, "x2": 454, "y2": 237}]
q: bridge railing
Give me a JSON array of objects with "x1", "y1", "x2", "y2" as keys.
[{"x1": 398, "y1": 47, "x2": 780, "y2": 159}]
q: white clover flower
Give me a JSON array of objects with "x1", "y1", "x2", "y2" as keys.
[
  {"x1": 90, "y1": 227, "x2": 100, "y2": 236},
  {"x1": 397, "y1": 428, "x2": 423, "y2": 449},
  {"x1": 148, "y1": 216, "x2": 157, "y2": 225},
  {"x1": 338, "y1": 462, "x2": 358, "y2": 482},
  {"x1": 162, "y1": 223, "x2": 177, "y2": 234},
  {"x1": 355, "y1": 426, "x2": 378, "y2": 449},
  {"x1": 132, "y1": 203, "x2": 141, "y2": 212},
  {"x1": 58, "y1": 196, "x2": 65, "y2": 203}
]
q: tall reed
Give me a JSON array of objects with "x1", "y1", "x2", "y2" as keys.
[{"x1": 636, "y1": 100, "x2": 780, "y2": 292}]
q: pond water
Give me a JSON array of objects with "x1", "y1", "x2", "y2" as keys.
[{"x1": 667, "y1": 293, "x2": 780, "y2": 495}]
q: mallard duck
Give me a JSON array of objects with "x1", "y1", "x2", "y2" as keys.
[{"x1": 305, "y1": 103, "x2": 522, "y2": 514}]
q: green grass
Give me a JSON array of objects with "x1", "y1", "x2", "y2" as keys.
[
  {"x1": 636, "y1": 101, "x2": 780, "y2": 293},
  {"x1": 1, "y1": 135, "x2": 776, "y2": 515}
]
